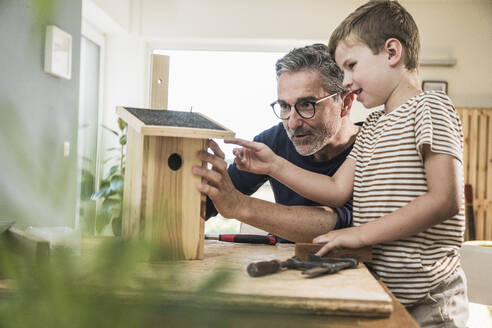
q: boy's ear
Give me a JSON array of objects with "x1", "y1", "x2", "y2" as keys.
[{"x1": 384, "y1": 38, "x2": 403, "y2": 67}]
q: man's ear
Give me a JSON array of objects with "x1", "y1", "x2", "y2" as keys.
[
  {"x1": 341, "y1": 92, "x2": 354, "y2": 117},
  {"x1": 384, "y1": 38, "x2": 403, "y2": 67}
]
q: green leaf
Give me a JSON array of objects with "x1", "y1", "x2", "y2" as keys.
[
  {"x1": 104, "y1": 165, "x2": 118, "y2": 180},
  {"x1": 196, "y1": 269, "x2": 233, "y2": 294},
  {"x1": 91, "y1": 187, "x2": 107, "y2": 201},
  {"x1": 118, "y1": 118, "x2": 127, "y2": 131},
  {"x1": 101, "y1": 198, "x2": 120, "y2": 215},
  {"x1": 102, "y1": 124, "x2": 119, "y2": 136},
  {"x1": 110, "y1": 175, "x2": 124, "y2": 192},
  {"x1": 112, "y1": 217, "x2": 122, "y2": 236},
  {"x1": 96, "y1": 211, "x2": 112, "y2": 233},
  {"x1": 103, "y1": 155, "x2": 120, "y2": 165},
  {"x1": 119, "y1": 134, "x2": 127, "y2": 146},
  {"x1": 96, "y1": 199, "x2": 120, "y2": 233},
  {"x1": 80, "y1": 169, "x2": 95, "y2": 201}
]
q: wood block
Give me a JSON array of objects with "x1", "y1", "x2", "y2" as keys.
[
  {"x1": 150, "y1": 54, "x2": 169, "y2": 110},
  {"x1": 295, "y1": 243, "x2": 372, "y2": 262}
]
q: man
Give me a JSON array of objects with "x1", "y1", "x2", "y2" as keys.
[{"x1": 192, "y1": 44, "x2": 361, "y2": 243}]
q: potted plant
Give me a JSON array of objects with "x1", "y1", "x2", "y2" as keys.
[{"x1": 91, "y1": 118, "x2": 127, "y2": 236}]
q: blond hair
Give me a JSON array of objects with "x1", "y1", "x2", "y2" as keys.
[{"x1": 328, "y1": 0, "x2": 420, "y2": 70}]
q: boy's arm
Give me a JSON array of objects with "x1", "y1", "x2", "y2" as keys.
[
  {"x1": 314, "y1": 145, "x2": 462, "y2": 255},
  {"x1": 226, "y1": 138, "x2": 355, "y2": 207},
  {"x1": 193, "y1": 140, "x2": 339, "y2": 242}
]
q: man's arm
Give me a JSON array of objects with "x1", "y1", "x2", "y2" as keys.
[{"x1": 193, "y1": 140, "x2": 338, "y2": 242}]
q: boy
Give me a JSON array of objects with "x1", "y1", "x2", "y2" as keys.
[{"x1": 226, "y1": 1, "x2": 468, "y2": 326}]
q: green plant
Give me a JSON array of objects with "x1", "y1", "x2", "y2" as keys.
[
  {"x1": 0, "y1": 237, "x2": 235, "y2": 328},
  {"x1": 91, "y1": 118, "x2": 127, "y2": 236}
]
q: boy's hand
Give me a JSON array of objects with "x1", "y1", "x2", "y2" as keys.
[
  {"x1": 225, "y1": 138, "x2": 280, "y2": 175},
  {"x1": 313, "y1": 226, "x2": 366, "y2": 257}
]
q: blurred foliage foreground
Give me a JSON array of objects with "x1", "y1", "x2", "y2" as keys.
[{"x1": 0, "y1": 238, "x2": 236, "y2": 328}]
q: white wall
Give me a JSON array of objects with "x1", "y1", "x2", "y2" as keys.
[
  {"x1": 139, "y1": 0, "x2": 492, "y2": 119},
  {"x1": 90, "y1": 0, "x2": 131, "y2": 32},
  {"x1": 88, "y1": 0, "x2": 492, "y2": 128},
  {"x1": 82, "y1": 0, "x2": 146, "y2": 175}
]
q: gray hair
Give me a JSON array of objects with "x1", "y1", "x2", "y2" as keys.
[{"x1": 275, "y1": 44, "x2": 346, "y2": 95}]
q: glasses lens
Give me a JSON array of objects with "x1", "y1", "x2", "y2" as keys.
[
  {"x1": 272, "y1": 102, "x2": 290, "y2": 119},
  {"x1": 295, "y1": 101, "x2": 315, "y2": 119}
]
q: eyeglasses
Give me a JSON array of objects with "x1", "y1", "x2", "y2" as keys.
[{"x1": 270, "y1": 92, "x2": 340, "y2": 120}]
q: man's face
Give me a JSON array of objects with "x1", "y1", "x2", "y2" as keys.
[{"x1": 278, "y1": 70, "x2": 343, "y2": 158}]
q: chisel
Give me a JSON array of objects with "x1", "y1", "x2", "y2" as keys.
[{"x1": 205, "y1": 234, "x2": 277, "y2": 245}]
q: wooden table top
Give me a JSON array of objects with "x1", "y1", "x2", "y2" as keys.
[
  {"x1": 135, "y1": 240, "x2": 418, "y2": 327},
  {"x1": 0, "y1": 235, "x2": 418, "y2": 327}
]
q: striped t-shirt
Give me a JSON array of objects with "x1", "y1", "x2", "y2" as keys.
[{"x1": 348, "y1": 91, "x2": 465, "y2": 306}]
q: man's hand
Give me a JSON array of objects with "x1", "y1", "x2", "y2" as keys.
[
  {"x1": 225, "y1": 138, "x2": 280, "y2": 175},
  {"x1": 192, "y1": 139, "x2": 246, "y2": 219},
  {"x1": 312, "y1": 226, "x2": 366, "y2": 256}
]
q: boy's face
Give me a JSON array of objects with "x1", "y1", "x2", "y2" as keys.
[{"x1": 334, "y1": 40, "x2": 393, "y2": 109}]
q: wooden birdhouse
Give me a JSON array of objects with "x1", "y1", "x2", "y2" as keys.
[{"x1": 116, "y1": 107, "x2": 235, "y2": 260}]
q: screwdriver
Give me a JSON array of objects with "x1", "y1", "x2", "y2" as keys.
[{"x1": 205, "y1": 234, "x2": 277, "y2": 245}]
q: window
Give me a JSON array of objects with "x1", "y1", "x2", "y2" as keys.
[{"x1": 154, "y1": 49, "x2": 282, "y2": 233}]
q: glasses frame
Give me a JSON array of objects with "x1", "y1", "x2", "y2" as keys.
[{"x1": 270, "y1": 92, "x2": 340, "y2": 120}]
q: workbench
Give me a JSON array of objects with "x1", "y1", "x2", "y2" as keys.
[
  {"x1": 134, "y1": 240, "x2": 418, "y2": 327},
  {"x1": 0, "y1": 234, "x2": 417, "y2": 327}
]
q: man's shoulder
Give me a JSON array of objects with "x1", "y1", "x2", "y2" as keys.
[{"x1": 254, "y1": 122, "x2": 288, "y2": 146}]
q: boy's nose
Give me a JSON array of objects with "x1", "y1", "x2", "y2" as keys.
[{"x1": 342, "y1": 72, "x2": 352, "y2": 89}]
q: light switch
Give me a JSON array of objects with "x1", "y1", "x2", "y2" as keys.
[{"x1": 63, "y1": 141, "x2": 70, "y2": 157}]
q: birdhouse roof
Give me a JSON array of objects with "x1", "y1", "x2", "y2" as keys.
[{"x1": 116, "y1": 107, "x2": 235, "y2": 139}]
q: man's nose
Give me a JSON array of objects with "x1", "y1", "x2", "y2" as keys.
[{"x1": 287, "y1": 109, "x2": 304, "y2": 130}]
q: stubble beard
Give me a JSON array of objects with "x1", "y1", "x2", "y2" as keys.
[
  {"x1": 286, "y1": 119, "x2": 341, "y2": 157},
  {"x1": 287, "y1": 125, "x2": 329, "y2": 156}
]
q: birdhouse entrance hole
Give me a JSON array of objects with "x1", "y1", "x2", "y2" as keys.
[{"x1": 168, "y1": 153, "x2": 182, "y2": 171}]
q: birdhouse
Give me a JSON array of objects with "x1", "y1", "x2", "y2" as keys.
[{"x1": 116, "y1": 107, "x2": 235, "y2": 260}]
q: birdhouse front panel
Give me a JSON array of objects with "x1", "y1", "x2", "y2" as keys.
[{"x1": 144, "y1": 136, "x2": 205, "y2": 260}]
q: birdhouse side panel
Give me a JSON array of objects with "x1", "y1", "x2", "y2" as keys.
[
  {"x1": 181, "y1": 138, "x2": 207, "y2": 260},
  {"x1": 122, "y1": 127, "x2": 146, "y2": 238}
]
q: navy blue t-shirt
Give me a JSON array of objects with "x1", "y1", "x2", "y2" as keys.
[{"x1": 206, "y1": 122, "x2": 358, "y2": 240}]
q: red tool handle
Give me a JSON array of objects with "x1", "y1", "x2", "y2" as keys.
[{"x1": 219, "y1": 234, "x2": 277, "y2": 245}]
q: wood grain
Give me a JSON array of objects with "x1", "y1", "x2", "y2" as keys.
[
  {"x1": 295, "y1": 243, "x2": 372, "y2": 262},
  {"x1": 143, "y1": 137, "x2": 205, "y2": 260},
  {"x1": 79, "y1": 237, "x2": 417, "y2": 327},
  {"x1": 456, "y1": 107, "x2": 492, "y2": 240},
  {"x1": 118, "y1": 105, "x2": 235, "y2": 259},
  {"x1": 122, "y1": 126, "x2": 146, "y2": 238},
  {"x1": 138, "y1": 242, "x2": 393, "y2": 317},
  {"x1": 150, "y1": 54, "x2": 169, "y2": 110}
]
